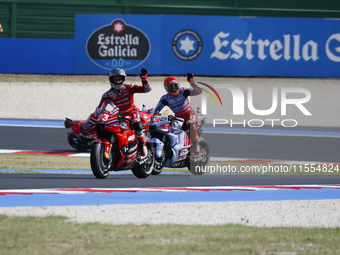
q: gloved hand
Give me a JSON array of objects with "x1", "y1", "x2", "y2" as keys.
[
  {"x1": 187, "y1": 73, "x2": 195, "y2": 83},
  {"x1": 140, "y1": 68, "x2": 148, "y2": 83}
]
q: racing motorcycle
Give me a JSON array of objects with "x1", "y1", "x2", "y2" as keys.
[
  {"x1": 64, "y1": 118, "x2": 94, "y2": 151},
  {"x1": 148, "y1": 109, "x2": 210, "y2": 175},
  {"x1": 68, "y1": 100, "x2": 154, "y2": 179}
]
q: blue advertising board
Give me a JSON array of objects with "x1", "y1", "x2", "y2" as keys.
[
  {"x1": 74, "y1": 14, "x2": 340, "y2": 77},
  {"x1": 0, "y1": 38, "x2": 74, "y2": 74},
  {"x1": 74, "y1": 14, "x2": 162, "y2": 75}
]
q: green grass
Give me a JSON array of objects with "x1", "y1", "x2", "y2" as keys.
[
  {"x1": 1, "y1": 153, "x2": 340, "y2": 254},
  {"x1": 0, "y1": 215, "x2": 340, "y2": 255}
]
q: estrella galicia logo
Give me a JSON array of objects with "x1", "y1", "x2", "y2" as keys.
[
  {"x1": 172, "y1": 30, "x2": 203, "y2": 61},
  {"x1": 86, "y1": 19, "x2": 150, "y2": 70}
]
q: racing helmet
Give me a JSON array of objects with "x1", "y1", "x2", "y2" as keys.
[
  {"x1": 164, "y1": 76, "x2": 180, "y2": 96},
  {"x1": 109, "y1": 68, "x2": 127, "y2": 91}
]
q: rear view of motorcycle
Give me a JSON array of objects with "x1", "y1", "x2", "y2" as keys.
[
  {"x1": 149, "y1": 109, "x2": 210, "y2": 175},
  {"x1": 64, "y1": 118, "x2": 95, "y2": 151},
  {"x1": 68, "y1": 100, "x2": 155, "y2": 179}
]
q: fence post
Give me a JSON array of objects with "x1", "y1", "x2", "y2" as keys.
[
  {"x1": 11, "y1": 2, "x2": 17, "y2": 38},
  {"x1": 234, "y1": 0, "x2": 242, "y2": 16}
]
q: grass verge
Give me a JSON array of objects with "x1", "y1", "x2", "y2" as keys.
[
  {"x1": 1, "y1": 154, "x2": 340, "y2": 254},
  {"x1": 0, "y1": 215, "x2": 340, "y2": 255}
]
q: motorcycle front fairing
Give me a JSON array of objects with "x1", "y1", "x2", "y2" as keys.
[
  {"x1": 164, "y1": 129, "x2": 191, "y2": 167},
  {"x1": 149, "y1": 113, "x2": 191, "y2": 168},
  {"x1": 152, "y1": 137, "x2": 164, "y2": 159},
  {"x1": 91, "y1": 100, "x2": 120, "y2": 159}
]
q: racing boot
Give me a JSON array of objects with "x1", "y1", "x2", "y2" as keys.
[
  {"x1": 193, "y1": 143, "x2": 203, "y2": 159},
  {"x1": 190, "y1": 130, "x2": 202, "y2": 159},
  {"x1": 137, "y1": 136, "x2": 148, "y2": 159}
]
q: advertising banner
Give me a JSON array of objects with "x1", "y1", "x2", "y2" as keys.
[
  {"x1": 74, "y1": 14, "x2": 340, "y2": 77},
  {"x1": 74, "y1": 14, "x2": 162, "y2": 74},
  {"x1": 0, "y1": 38, "x2": 74, "y2": 74}
]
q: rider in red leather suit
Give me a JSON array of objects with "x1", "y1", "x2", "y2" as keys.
[{"x1": 85, "y1": 68, "x2": 151, "y2": 157}]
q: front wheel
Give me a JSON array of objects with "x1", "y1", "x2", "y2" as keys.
[
  {"x1": 188, "y1": 137, "x2": 210, "y2": 175},
  {"x1": 151, "y1": 161, "x2": 164, "y2": 175},
  {"x1": 90, "y1": 143, "x2": 111, "y2": 179},
  {"x1": 151, "y1": 148, "x2": 165, "y2": 175},
  {"x1": 131, "y1": 137, "x2": 155, "y2": 178}
]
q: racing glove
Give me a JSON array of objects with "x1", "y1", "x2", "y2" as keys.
[
  {"x1": 187, "y1": 73, "x2": 195, "y2": 83},
  {"x1": 140, "y1": 68, "x2": 148, "y2": 84}
]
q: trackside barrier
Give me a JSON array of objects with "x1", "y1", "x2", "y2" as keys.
[{"x1": 1, "y1": 15, "x2": 339, "y2": 77}]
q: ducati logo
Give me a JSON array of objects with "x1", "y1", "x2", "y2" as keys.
[{"x1": 127, "y1": 134, "x2": 135, "y2": 142}]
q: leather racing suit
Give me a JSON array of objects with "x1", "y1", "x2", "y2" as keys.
[
  {"x1": 85, "y1": 81, "x2": 151, "y2": 151},
  {"x1": 153, "y1": 82, "x2": 202, "y2": 153}
]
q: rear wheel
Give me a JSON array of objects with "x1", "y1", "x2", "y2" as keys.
[
  {"x1": 90, "y1": 143, "x2": 111, "y2": 179},
  {"x1": 131, "y1": 137, "x2": 155, "y2": 178},
  {"x1": 68, "y1": 133, "x2": 89, "y2": 151},
  {"x1": 188, "y1": 137, "x2": 210, "y2": 175}
]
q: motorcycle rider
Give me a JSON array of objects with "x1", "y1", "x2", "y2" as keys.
[
  {"x1": 153, "y1": 73, "x2": 203, "y2": 157},
  {"x1": 84, "y1": 68, "x2": 151, "y2": 158}
]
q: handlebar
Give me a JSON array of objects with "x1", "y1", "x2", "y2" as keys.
[
  {"x1": 168, "y1": 115, "x2": 184, "y2": 123},
  {"x1": 119, "y1": 115, "x2": 134, "y2": 123}
]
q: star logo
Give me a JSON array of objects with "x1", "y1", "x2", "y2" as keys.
[
  {"x1": 172, "y1": 30, "x2": 203, "y2": 61},
  {"x1": 179, "y1": 36, "x2": 195, "y2": 54},
  {"x1": 113, "y1": 21, "x2": 124, "y2": 33}
]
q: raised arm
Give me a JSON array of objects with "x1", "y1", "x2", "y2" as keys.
[{"x1": 185, "y1": 73, "x2": 202, "y2": 97}]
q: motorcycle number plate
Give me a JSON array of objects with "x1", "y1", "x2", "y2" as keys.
[
  {"x1": 152, "y1": 116, "x2": 161, "y2": 122},
  {"x1": 98, "y1": 114, "x2": 109, "y2": 122}
]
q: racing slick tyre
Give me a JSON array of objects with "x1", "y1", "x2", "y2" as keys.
[
  {"x1": 188, "y1": 137, "x2": 210, "y2": 175},
  {"x1": 90, "y1": 143, "x2": 111, "y2": 179},
  {"x1": 131, "y1": 137, "x2": 155, "y2": 178},
  {"x1": 67, "y1": 133, "x2": 88, "y2": 151},
  {"x1": 151, "y1": 149, "x2": 165, "y2": 175},
  {"x1": 151, "y1": 163, "x2": 163, "y2": 175}
]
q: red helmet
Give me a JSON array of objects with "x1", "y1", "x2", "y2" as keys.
[{"x1": 164, "y1": 76, "x2": 180, "y2": 96}]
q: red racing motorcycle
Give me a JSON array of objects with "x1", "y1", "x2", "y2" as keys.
[
  {"x1": 64, "y1": 118, "x2": 95, "y2": 151},
  {"x1": 70, "y1": 100, "x2": 154, "y2": 179}
]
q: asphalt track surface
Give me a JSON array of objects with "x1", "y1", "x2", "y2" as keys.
[
  {"x1": 1, "y1": 125, "x2": 340, "y2": 190},
  {"x1": 1, "y1": 173, "x2": 340, "y2": 190},
  {"x1": 1, "y1": 125, "x2": 340, "y2": 163}
]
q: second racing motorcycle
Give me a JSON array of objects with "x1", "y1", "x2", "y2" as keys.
[
  {"x1": 148, "y1": 109, "x2": 210, "y2": 175},
  {"x1": 64, "y1": 118, "x2": 94, "y2": 151},
  {"x1": 64, "y1": 106, "x2": 152, "y2": 152}
]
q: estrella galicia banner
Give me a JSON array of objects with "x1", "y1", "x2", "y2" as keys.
[
  {"x1": 74, "y1": 15, "x2": 162, "y2": 74},
  {"x1": 161, "y1": 15, "x2": 340, "y2": 77},
  {"x1": 74, "y1": 15, "x2": 340, "y2": 77}
]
